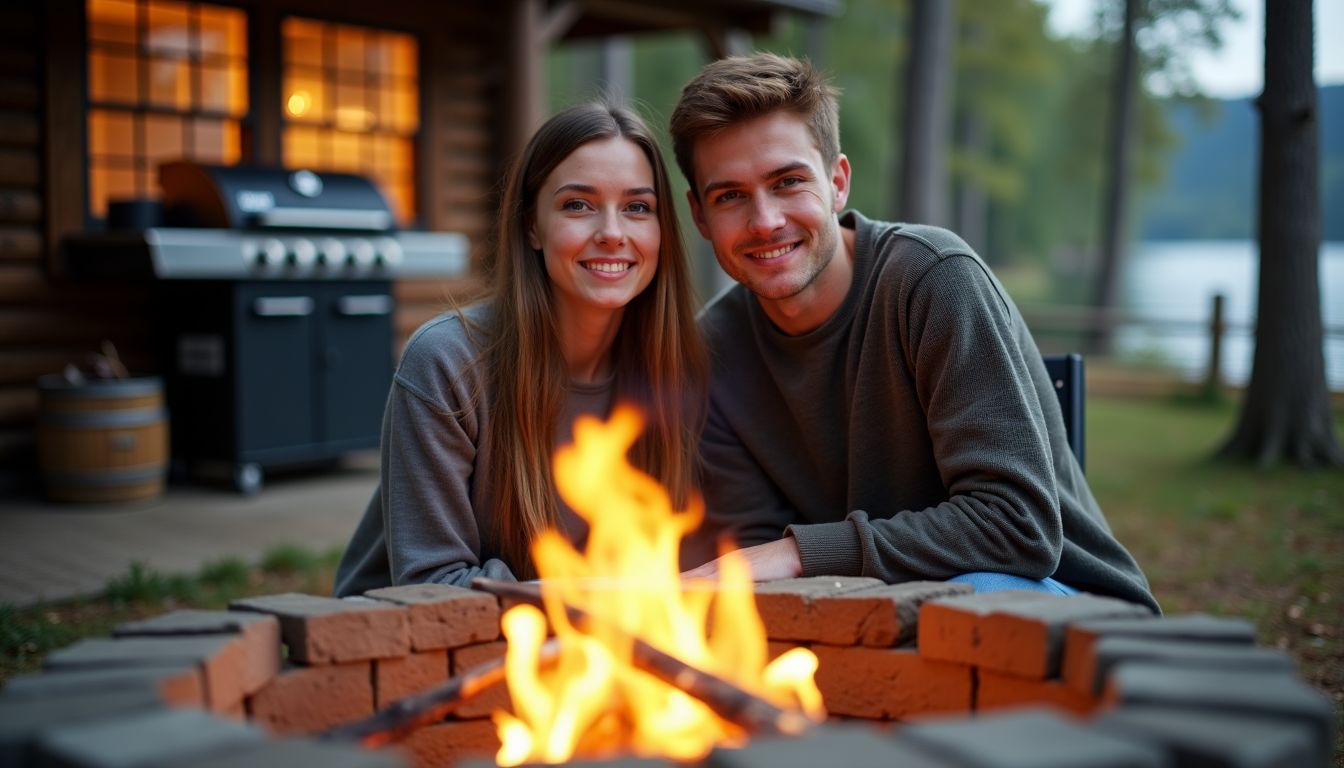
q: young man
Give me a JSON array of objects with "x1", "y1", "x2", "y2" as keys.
[{"x1": 672, "y1": 53, "x2": 1158, "y2": 613}]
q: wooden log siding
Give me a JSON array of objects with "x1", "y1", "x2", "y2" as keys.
[
  {"x1": 0, "y1": 0, "x2": 511, "y2": 481},
  {"x1": 0, "y1": 4, "x2": 52, "y2": 472}
]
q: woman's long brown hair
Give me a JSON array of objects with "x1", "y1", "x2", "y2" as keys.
[{"x1": 481, "y1": 102, "x2": 708, "y2": 579}]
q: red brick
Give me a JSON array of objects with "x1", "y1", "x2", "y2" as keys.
[
  {"x1": 388, "y1": 719, "x2": 499, "y2": 768},
  {"x1": 114, "y1": 609, "x2": 282, "y2": 695},
  {"x1": 918, "y1": 592, "x2": 1150, "y2": 678},
  {"x1": 975, "y1": 595, "x2": 1154, "y2": 678},
  {"x1": 247, "y1": 661, "x2": 373, "y2": 736},
  {"x1": 975, "y1": 669, "x2": 1099, "y2": 716},
  {"x1": 451, "y1": 641, "x2": 510, "y2": 719},
  {"x1": 230, "y1": 593, "x2": 409, "y2": 664},
  {"x1": 767, "y1": 640, "x2": 803, "y2": 662},
  {"x1": 810, "y1": 644, "x2": 972, "y2": 719},
  {"x1": 918, "y1": 591, "x2": 1054, "y2": 663},
  {"x1": 1062, "y1": 613, "x2": 1254, "y2": 695},
  {"x1": 365, "y1": 584, "x2": 501, "y2": 651},
  {"x1": 754, "y1": 578, "x2": 971, "y2": 647},
  {"x1": 376, "y1": 649, "x2": 450, "y2": 709},
  {"x1": 752, "y1": 577, "x2": 881, "y2": 641}
]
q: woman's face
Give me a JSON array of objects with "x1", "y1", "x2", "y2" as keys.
[{"x1": 529, "y1": 137, "x2": 660, "y2": 320}]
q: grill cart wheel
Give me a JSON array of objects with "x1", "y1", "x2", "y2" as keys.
[{"x1": 233, "y1": 462, "x2": 263, "y2": 495}]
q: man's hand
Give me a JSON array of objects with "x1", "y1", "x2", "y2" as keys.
[{"x1": 681, "y1": 537, "x2": 803, "y2": 582}]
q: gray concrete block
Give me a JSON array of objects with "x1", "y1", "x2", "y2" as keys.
[
  {"x1": 42, "y1": 635, "x2": 247, "y2": 711},
  {"x1": 113, "y1": 609, "x2": 281, "y2": 696},
  {"x1": 1085, "y1": 637, "x2": 1295, "y2": 695},
  {"x1": 154, "y1": 738, "x2": 409, "y2": 768},
  {"x1": 1063, "y1": 613, "x2": 1256, "y2": 694},
  {"x1": 2, "y1": 666, "x2": 204, "y2": 708},
  {"x1": 1094, "y1": 705, "x2": 1319, "y2": 768},
  {"x1": 896, "y1": 707, "x2": 1170, "y2": 768},
  {"x1": 708, "y1": 724, "x2": 958, "y2": 768},
  {"x1": 112, "y1": 609, "x2": 273, "y2": 637},
  {"x1": 0, "y1": 690, "x2": 165, "y2": 768},
  {"x1": 1071, "y1": 613, "x2": 1256, "y2": 646},
  {"x1": 1104, "y1": 662, "x2": 1336, "y2": 766},
  {"x1": 43, "y1": 635, "x2": 234, "y2": 670},
  {"x1": 34, "y1": 708, "x2": 264, "y2": 768}
]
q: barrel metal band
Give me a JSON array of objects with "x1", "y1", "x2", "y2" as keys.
[
  {"x1": 39, "y1": 409, "x2": 168, "y2": 429},
  {"x1": 42, "y1": 465, "x2": 167, "y2": 488}
]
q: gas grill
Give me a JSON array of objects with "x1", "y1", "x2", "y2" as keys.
[{"x1": 64, "y1": 162, "x2": 470, "y2": 493}]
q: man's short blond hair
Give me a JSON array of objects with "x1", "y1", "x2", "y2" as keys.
[{"x1": 669, "y1": 52, "x2": 840, "y2": 196}]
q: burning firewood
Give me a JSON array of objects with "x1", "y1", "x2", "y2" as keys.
[
  {"x1": 470, "y1": 577, "x2": 813, "y2": 739},
  {"x1": 319, "y1": 638, "x2": 561, "y2": 747}
]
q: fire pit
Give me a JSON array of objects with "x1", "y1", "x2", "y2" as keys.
[
  {"x1": 5, "y1": 579, "x2": 1336, "y2": 766},
  {"x1": 4, "y1": 409, "x2": 1336, "y2": 766}
]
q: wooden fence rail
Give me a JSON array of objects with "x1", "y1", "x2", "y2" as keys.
[{"x1": 1020, "y1": 294, "x2": 1344, "y2": 395}]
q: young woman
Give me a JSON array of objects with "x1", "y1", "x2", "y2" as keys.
[{"x1": 334, "y1": 103, "x2": 707, "y2": 595}]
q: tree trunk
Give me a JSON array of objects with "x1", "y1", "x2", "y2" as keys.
[
  {"x1": 953, "y1": 16, "x2": 987, "y2": 256},
  {"x1": 1218, "y1": 0, "x2": 1342, "y2": 467},
  {"x1": 897, "y1": 0, "x2": 955, "y2": 226},
  {"x1": 1089, "y1": 0, "x2": 1138, "y2": 355},
  {"x1": 954, "y1": 107, "x2": 989, "y2": 256}
]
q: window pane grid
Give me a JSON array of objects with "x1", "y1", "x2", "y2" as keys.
[
  {"x1": 282, "y1": 16, "x2": 418, "y2": 225},
  {"x1": 86, "y1": 0, "x2": 248, "y2": 218}
]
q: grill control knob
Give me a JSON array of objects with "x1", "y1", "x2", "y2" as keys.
[
  {"x1": 375, "y1": 237, "x2": 404, "y2": 268},
  {"x1": 318, "y1": 238, "x2": 346, "y2": 267},
  {"x1": 256, "y1": 238, "x2": 286, "y2": 267},
  {"x1": 288, "y1": 238, "x2": 317, "y2": 268},
  {"x1": 348, "y1": 239, "x2": 376, "y2": 268}
]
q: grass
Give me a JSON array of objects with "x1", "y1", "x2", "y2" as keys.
[
  {"x1": 0, "y1": 544, "x2": 342, "y2": 687},
  {"x1": 1, "y1": 393, "x2": 1341, "y2": 757}
]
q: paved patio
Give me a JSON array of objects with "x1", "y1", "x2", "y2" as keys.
[{"x1": 0, "y1": 454, "x2": 377, "y2": 608}]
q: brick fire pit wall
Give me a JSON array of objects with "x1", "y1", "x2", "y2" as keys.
[{"x1": 3, "y1": 579, "x2": 1336, "y2": 767}]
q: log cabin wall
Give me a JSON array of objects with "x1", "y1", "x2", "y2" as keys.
[{"x1": 0, "y1": 0, "x2": 505, "y2": 491}]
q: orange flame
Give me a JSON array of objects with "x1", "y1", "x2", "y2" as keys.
[{"x1": 493, "y1": 405, "x2": 823, "y2": 765}]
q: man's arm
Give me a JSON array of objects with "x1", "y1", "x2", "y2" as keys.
[
  {"x1": 681, "y1": 393, "x2": 799, "y2": 571},
  {"x1": 789, "y1": 252, "x2": 1063, "y2": 582}
]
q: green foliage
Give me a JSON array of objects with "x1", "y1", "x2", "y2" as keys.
[
  {"x1": 0, "y1": 603, "x2": 86, "y2": 675},
  {"x1": 260, "y1": 544, "x2": 321, "y2": 575},
  {"x1": 542, "y1": 0, "x2": 1240, "y2": 300},
  {"x1": 198, "y1": 557, "x2": 251, "y2": 591},
  {"x1": 0, "y1": 544, "x2": 344, "y2": 684},
  {"x1": 103, "y1": 562, "x2": 201, "y2": 606}
]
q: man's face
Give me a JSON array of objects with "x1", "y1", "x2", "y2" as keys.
[{"x1": 688, "y1": 110, "x2": 851, "y2": 332}]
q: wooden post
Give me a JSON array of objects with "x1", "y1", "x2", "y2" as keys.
[
  {"x1": 507, "y1": 0, "x2": 544, "y2": 165},
  {"x1": 1204, "y1": 293, "x2": 1226, "y2": 398}
]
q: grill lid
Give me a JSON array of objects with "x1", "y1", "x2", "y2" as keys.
[{"x1": 160, "y1": 161, "x2": 394, "y2": 231}]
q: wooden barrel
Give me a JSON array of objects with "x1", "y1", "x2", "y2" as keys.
[{"x1": 37, "y1": 376, "x2": 169, "y2": 503}]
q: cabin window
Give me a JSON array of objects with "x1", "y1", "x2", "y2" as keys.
[
  {"x1": 281, "y1": 18, "x2": 419, "y2": 226},
  {"x1": 85, "y1": 0, "x2": 247, "y2": 219}
]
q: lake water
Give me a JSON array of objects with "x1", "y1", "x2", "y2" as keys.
[{"x1": 1116, "y1": 240, "x2": 1344, "y2": 390}]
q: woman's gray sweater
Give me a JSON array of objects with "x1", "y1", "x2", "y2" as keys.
[{"x1": 334, "y1": 304, "x2": 613, "y2": 596}]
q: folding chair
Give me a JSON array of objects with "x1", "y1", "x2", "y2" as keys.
[{"x1": 1042, "y1": 353, "x2": 1085, "y2": 472}]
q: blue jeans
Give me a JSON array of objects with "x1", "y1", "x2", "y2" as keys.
[{"x1": 947, "y1": 571, "x2": 1079, "y2": 596}]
